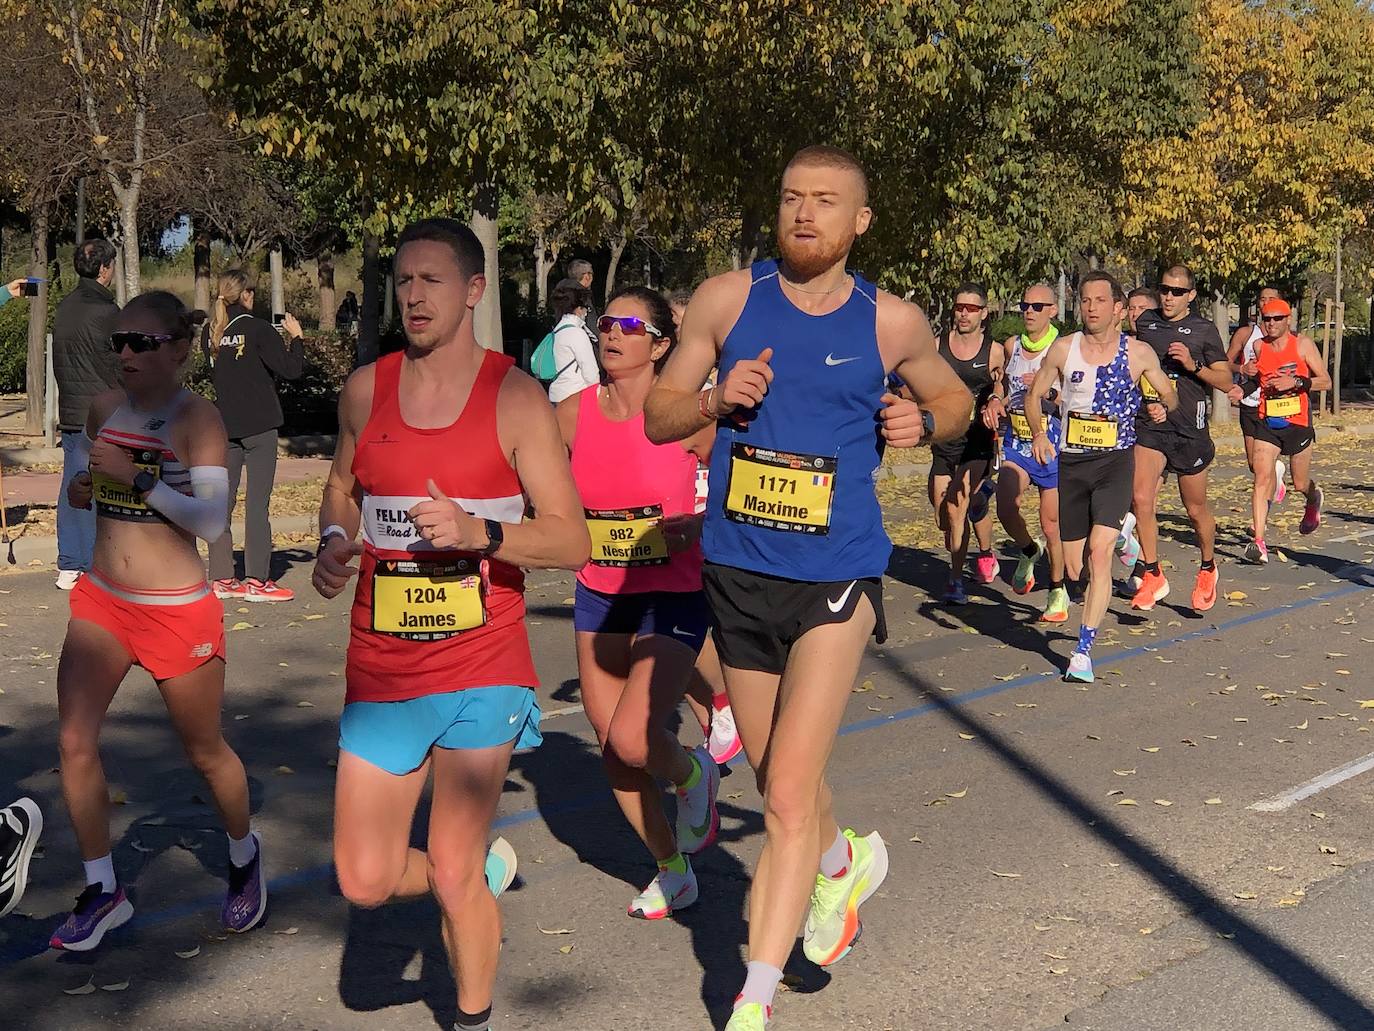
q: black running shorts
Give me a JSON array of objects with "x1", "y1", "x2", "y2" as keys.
[
  {"x1": 1058, "y1": 451, "x2": 1135, "y2": 543},
  {"x1": 1251, "y1": 419, "x2": 1315, "y2": 456},
  {"x1": 1135, "y1": 426, "x2": 1215, "y2": 478},
  {"x1": 1238, "y1": 404, "x2": 1262, "y2": 439},
  {"x1": 702, "y1": 562, "x2": 887, "y2": 675},
  {"x1": 930, "y1": 428, "x2": 996, "y2": 479}
]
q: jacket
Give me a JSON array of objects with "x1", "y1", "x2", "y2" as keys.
[
  {"x1": 52, "y1": 278, "x2": 120, "y2": 431},
  {"x1": 202, "y1": 303, "x2": 305, "y2": 438}
]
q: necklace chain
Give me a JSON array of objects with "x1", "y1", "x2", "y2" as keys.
[{"x1": 780, "y1": 273, "x2": 852, "y2": 296}]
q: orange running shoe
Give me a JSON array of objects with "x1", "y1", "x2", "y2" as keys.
[
  {"x1": 1130, "y1": 569, "x2": 1170, "y2": 611},
  {"x1": 1191, "y1": 566, "x2": 1218, "y2": 612}
]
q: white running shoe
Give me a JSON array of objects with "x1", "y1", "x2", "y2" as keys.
[
  {"x1": 707, "y1": 702, "x2": 743, "y2": 765},
  {"x1": 675, "y1": 747, "x2": 720, "y2": 854},
  {"x1": 627, "y1": 860, "x2": 698, "y2": 920},
  {"x1": 1273, "y1": 460, "x2": 1286, "y2": 505},
  {"x1": 55, "y1": 570, "x2": 82, "y2": 591}
]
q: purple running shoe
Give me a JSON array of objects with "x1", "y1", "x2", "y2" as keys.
[
  {"x1": 222, "y1": 831, "x2": 266, "y2": 932},
  {"x1": 50, "y1": 883, "x2": 133, "y2": 951}
]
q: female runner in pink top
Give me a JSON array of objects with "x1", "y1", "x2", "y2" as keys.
[{"x1": 557, "y1": 286, "x2": 721, "y2": 921}]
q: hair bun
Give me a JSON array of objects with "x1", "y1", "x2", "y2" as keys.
[{"x1": 187, "y1": 309, "x2": 208, "y2": 326}]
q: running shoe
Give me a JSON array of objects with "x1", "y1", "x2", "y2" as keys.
[
  {"x1": 1117, "y1": 571, "x2": 1143, "y2": 598},
  {"x1": 1116, "y1": 510, "x2": 1137, "y2": 555},
  {"x1": 1116, "y1": 532, "x2": 1140, "y2": 570},
  {"x1": 942, "y1": 578, "x2": 968, "y2": 605},
  {"x1": 1040, "y1": 587, "x2": 1070, "y2": 623},
  {"x1": 974, "y1": 551, "x2": 999, "y2": 584},
  {"x1": 213, "y1": 578, "x2": 248, "y2": 600},
  {"x1": 1130, "y1": 569, "x2": 1169, "y2": 611},
  {"x1": 50, "y1": 884, "x2": 133, "y2": 951},
  {"x1": 55, "y1": 570, "x2": 82, "y2": 592},
  {"x1": 1300, "y1": 486, "x2": 1324, "y2": 535},
  {"x1": 243, "y1": 578, "x2": 294, "y2": 602},
  {"x1": 968, "y1": 478, "x2": 995, "y2": 524},
  {"x1": 1012, "y1": 540, "x2": 1043, "y2": 595},
  {"x1": 1273, "y1": 459, "x2": 1287, "y2": 505},
  {"x1": 627, "y1": 860, "x2": 698, "y2": 920},
  {"x1": 1064, "y1": 652, "x2": 1094, "y2": 683},
  {"x1": 725, "y1": 1002, "x2": 772, "y2": 1030},
  {"x1": 708, "y1": 703, "x2": 743, "y2": 766},
  {"x1": 802, "y1": 829, "x2": 889, "y2": 967},
  {"x1": 1191, "y1": 567, "x2": 1219, "y2": 612},
  {"x1": 0, "y1": 797, "x2": 42, "y2": 917},
  {"x1": 675, "y1": 747, "x2": 720, "y2": 854},
  {"x1": 222, "y1": 831, "x2": 266, "y2": 933},
  {"x1": 1245, "y1": 539, "x2": 1269, "y2": 565},
  {"x1": 485, "y1": 836, "x2": 517, "y2": 897}
]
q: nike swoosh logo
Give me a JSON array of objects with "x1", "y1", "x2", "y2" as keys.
[
  {"x1": 825, "y1": 354, "x2": 860, "y2": 366},
  {"x1": 971, "y1": 363, "x2": 987, "y2": 368},
  {"x1": 672, "y1": 625, "x2": 691, "y2": 636},
  {"x1": 508, "y1": 713, "x2": 520, "y2": 724},
  {"x1": 827, "y1": 580, "x2": 858, "y2": 613}
]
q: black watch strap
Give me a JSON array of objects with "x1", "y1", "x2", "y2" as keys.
[
  {"x1": 480, "y1": 519, "x2": 504, "y2": 556},
  {"x1": 921, "y1": 409, "x2": 936, "y2": 442},
  {"x1": 132, "y1": 470, "x2": 157, "y2": 496}
]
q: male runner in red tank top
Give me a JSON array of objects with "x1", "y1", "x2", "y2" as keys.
[{"x1": 311, "y1": 219, "x2": 589, "y2": 1031}]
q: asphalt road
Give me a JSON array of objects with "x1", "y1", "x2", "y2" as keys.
[{"x1": 4, "y1": 452, "x2": 1374, "y2": 1031}]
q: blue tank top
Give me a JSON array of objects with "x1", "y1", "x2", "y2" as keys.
[{"x1": 703, "y1": 260, "x2": 889, "y2": 582}]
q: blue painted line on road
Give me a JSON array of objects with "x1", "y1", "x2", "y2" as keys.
[{"x1": 3, "y1": 580, "x2": 1364, "y2": 966}]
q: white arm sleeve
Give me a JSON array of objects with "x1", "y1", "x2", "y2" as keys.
[{"x1": 145, "y1": 466, "x2": 229, "y2": 543}]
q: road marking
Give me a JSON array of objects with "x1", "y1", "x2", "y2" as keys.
[
  {"x1": 1, "y1": 579, "x2": 1366, "y2": 967},
  {"x1": 541, "y1": 703, "x2": 584, "y2": 720},
  {"x1": 1327, "y1": 526, "x2": 1374, "y2": 544},
  {"x1": 1247, "y1": 750, "x2": 1374, "y2": 812}
]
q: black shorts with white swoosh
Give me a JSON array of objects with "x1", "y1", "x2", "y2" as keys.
[{"x1": 702, "y1": 562, "x2": 887, "y2": 675}]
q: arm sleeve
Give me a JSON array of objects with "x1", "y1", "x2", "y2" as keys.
[
  {"x1": 256, "y1": 322, "x2": 306, "y2": 380},
  {"x1": 145, "y1": 466, "x2": 230, "y2": 543}
]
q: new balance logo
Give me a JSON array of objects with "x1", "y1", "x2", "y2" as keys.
[{"x1": 190, "y1": 643, "x2": 214, "y2": 658}]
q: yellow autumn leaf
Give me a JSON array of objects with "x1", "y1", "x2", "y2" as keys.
[{"x1": 945, "y1": 788, "x2": 968, "y2": 798}]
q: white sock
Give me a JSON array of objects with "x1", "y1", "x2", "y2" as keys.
[
  {"x1": 83, "y1": 854, "x2": 116, "y2": 893},
  {"x1": 738, "y1": 960, "x2": 783, "y2": 1011},
  {"x1": 228, "y1": 830, "x2": 258, "y2": 868},
  {"x1": 819, "y1": 828, "x2": 850, "y2": 879}
]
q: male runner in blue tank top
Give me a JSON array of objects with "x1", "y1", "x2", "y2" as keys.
[{"x1": 646, "y1": 145, "x2": 972, "y2": 1031}]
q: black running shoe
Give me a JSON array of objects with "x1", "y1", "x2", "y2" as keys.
[{"x1": 0, "y1": 797, "x2": 43, "y2": 917}]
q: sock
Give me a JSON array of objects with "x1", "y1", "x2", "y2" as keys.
[
  {"x1": 83, "y1": 854, "x2": 116, "y2": 893},
  {"x1": 455, "y1": 1005, "x2": 492, "y2": 1031},
  {"x1": 676, "y1": 752, "x2": 702, "y2": 792},
  {"x1": 1021, "y1": 541, "x2": 1039, "y2": 557},
  {"x1": 738, "y1": 960, "x2": 784, "y2": 1011},
  {"x1": 659, "y1": 852, "x2": 688, "y2": 876},
  {"x1": 1145, "y1": 561, "x2": 1160, "y2": 575},
  {"x1": 1200, "y1": 559, "x2": 1215, "y2": 572},
  {"x1": 1076, "y1": 625, "x2": 1098, "y2": 655},
  {"x1": 228, "y1": 830, "x2": 258, "y2": 868},
  {"x1": 1131, "y1": 560, "x2": 1145, "y2": 578},
  {"x1": 712, "y1": 692, "x2": 731, "y2": 712},
  {"x1": 1050, "y1": 578, "x2": 1064, "y2": 590},
  {"x1": 819, "y1": 829, "x2": 850, "y2": 879}
]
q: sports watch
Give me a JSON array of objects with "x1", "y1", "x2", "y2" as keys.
[
  {"x1": 479, "y1": 519, "x2": 504, "y2": 556},
  {"x1": 920, "y1": 409, "x2": 936, "y2": 444},
  {"x1": 132, "y1": 470, "x2": 157, "y2": 497}
]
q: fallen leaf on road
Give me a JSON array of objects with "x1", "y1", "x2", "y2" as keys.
[
  {"x1": 1336, "y1": 670, "x2": 1352, "y2": 676},
  {"x1": 1205, "y1": 798, "x2": 1223, "y2": 805},
  {"x1": 304, "y1": 613, "x2": 326, "y2": 621},
  {"x1": 100, "y1": 981, "x2": 129, "y2": 992},
  {"x1": 990, "y1": 869, "x2": 1022, "y2": 879},
  {"x1": 1234, "y1": 717, "x2": 1248, "y2": 723},
  {"x1": 854, "y1": 681, "x2": 873, "y2": 693},
  {"x1": 1292, "y1": 719, "x2": 1309, "y2": 729},
  {"x1": 1218, "y1": 932, "x2": 1236, "y2": 940},
  {"x1": 297, "y1": 700, "x2": 315, "y2": 708},
  {"x1": 229, "y1": 621, "x2": 255, "y2": 631},
  {"x1": 275, "y1": 765, "x2": 294, "y2": 775},
  {"x1": 1141, "y1": 747, "x2": 1161, "y2": 753},
  {"x1": 1114, "y1": 769, "x2": 1136, "y2": 776},
  {"x1": 958, "y1": 733, "x2": 976, "y2": 740},
  {"x1": 1357, "y1": 701, "x2": 1374, "y2": 709},
  {"x1": 1015, "y1": 702, "x2": 1037, "y2": 709},
  {"x1": 1048, "y1": 966, "x2": 1068, "y2": 975},
  {"x1": 1319, "y1": 845, "x2": 1337, "y2": 854},
  {"x1": 908, "y1": 834, "x2": 922, "y2": 843},
  {"x1": 537, "y1": 925, "x2": 574, "y2": 935},
  {"x1": 1234, "y1": 891, "x2": 1257, "y2": 900},
  {"x1": 1118, "y1": 799, "x2": 1138, "y2": 806},
  {"x1": 1044, "y1": 951, "x2": 1068, "y2": 959},
  {"x1": 109, "y1": 789, "x2": 128, "y2": 805},
  {"x1": 946, "y1": 788, "x2": 968, "y2": 799},
  {"x1": 175, "y1": 946, "x2": 201, "y2": 959},
  {"x1": 1225, "y1": 591, "x2": 1248, "y2": 601},
  {"x1": 275, "y1": 927, "x2": 299, "y2": 935},
  {"x1": 64, "y1": 978, "x2": 96, "y2": 995},
  {"x1": 558, "y1": 944, "x2": 574, "y2": 954},
  {"x1": 1312, "y1": 811, "x2": 1326, "y2": 819},
  {"x1": 1153, "y1": 799, "x2": 1173, "y2": 807}
]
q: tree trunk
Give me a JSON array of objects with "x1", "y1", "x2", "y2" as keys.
[
  {"x1": 534, "y1": 229, "x2": 550, "y2": 312},
  {"x1": 75, "y1": 177, "x2": 86, "y2": 247},
  {"x1": 383, "y1": 266, "x2": 395, "y2": 330},
  {"x1": 1210, "y1": 288, "x2": 1232, "y2": 426},
  {"x1": 25, "y1": 206, "x2": 50, "y2": 435},
  {"x1": 469, "y1": 178, "x2": 502, "y2": 351},
  {"x1": 269, "y1": 244, "x2": 285, "y2": 317},
  {"x1": 193, "y1": 225, "x2": 212, "y2": 313},
  {"x1": 118, "y1": 193, "x2": 140, "y2": 299},
  {"x1": 733, "y1": 205, "x2": 762, "y2": 271},
  {"x1": 112, "y1": 241, "x2": 128, "y2": 306},
  {"x1": 317, "y1": 249, "x2": 336, "y2": 331},
  {"x1": 1057, "y1": 265, "x2": 1067, "y2": 319},
  {"x1": 606, "y1": 233, "x2": 629, "y2": 304},
  {"x1": 359, "y1": 230, "x2": 381, "y2": 365}
]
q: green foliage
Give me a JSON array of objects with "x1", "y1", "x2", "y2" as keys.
[{"x1": 0, "y1": 294, "x2": 30, "y2": 392}]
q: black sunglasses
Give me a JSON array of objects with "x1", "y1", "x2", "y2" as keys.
[
  {"x1": 1019, "y1": 301, "x2": 1052, "y2": 313},
  {"x1": 110, "y1": 331, "x2": 176, "y2": 354},
  {"x1": 1260, "y1": 314, "x2": 1288, "y2": 323},
  {"x1": 1159, "y1": 284, "x2": 1192, "y2": 297}
]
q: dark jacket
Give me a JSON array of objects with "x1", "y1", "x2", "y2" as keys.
[
  {"x1": 202, "y1": 303, "x2": 305, "y2": 439},
  {"x1": 52, "y1": 278, "x2": 120, "y2": 431}
]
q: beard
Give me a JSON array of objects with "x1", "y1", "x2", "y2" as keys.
[{"x1": 777, "y1": 225, "x2": 854, "y2": 280}]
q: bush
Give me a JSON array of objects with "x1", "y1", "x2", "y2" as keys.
[
  {"x1": 0, "y1": 288, "x2": 64, "y2": 393},
  {"x1": 277, "y1": 331, "x2": 354, "y2": 434}
]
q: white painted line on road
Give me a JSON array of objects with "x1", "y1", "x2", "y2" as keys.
[
  {"x1": 1248, "y1": 750, "x2": 1374, "y2": 811},
  {"x1": 541, "y1": 703, "x2": 584, "y2": 720},
  {"x1": 1328, "y1": 527, "x2": 1374, "y2": 544}
]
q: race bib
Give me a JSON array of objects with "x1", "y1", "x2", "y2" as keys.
[
  {"x1": 1064, "y1": 412, "x2": 1119, "y2": 451},
  {"x1": 1140, "y1": 377, "x2": 1160, "y2": 401},
  {"x1": 371, "y1": 559, "x2": 485, "y2": 641},
  {"x1": 586, "y1": 505, "x2": 669, "y2": 567},
  {"x1": 93, "y1": 450, "x2": 161, "y2": 520},
  {"x1": 725, "y1": 443, "x2": 835, "y2": 535},
  {"x1": 1265, "y1": 394, "x2": 1302, "y2": 419},
  {"x1": 1009, "y1": 409, "x2": 1033, "y2": 441}
]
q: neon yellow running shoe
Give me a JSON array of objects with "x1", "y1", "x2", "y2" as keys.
[
  {"x1": 1012, "y1": 539, "x2": 1044, "y2": 595},
  {"x1": 1040, "y1": 586, "x2": 1069, "y2": 623},
  {"x1": 802, "y1": 829, "x2": 889, "y2": 966},
  {"x1": 725, "y1": 1001, "x2": 771, "y2": 1030}
]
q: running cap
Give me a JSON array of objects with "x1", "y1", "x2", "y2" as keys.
[{"x1": 1260, "y1": 298, "x2": 1291, "y2": 317}]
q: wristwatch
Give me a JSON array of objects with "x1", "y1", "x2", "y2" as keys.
[
  {"x1": 920, "y1": 409, "x2": 936, "y2": 444},
  {"x1": 479, "y1": 519, "x2": 504, "y2": 556},
  {"x1": 132, "y1": 470, "x2": 157, "y2": 497}
]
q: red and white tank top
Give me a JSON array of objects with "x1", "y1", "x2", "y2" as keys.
[
  {"x1": 1256, "y1": 332, "x2": 1310, "y2": 427},
  {"x1": 570, "y1": 386, "x2": 703, "y2": 595},
  {"x1": 92, "y1": 391, "x2": 193, "y2": 523},
  {"x1": 346, "y1": 349, "x2": 537, "y2": 703}
]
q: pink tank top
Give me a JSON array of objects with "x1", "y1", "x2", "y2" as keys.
[{"x1": 571, "y1": 386, "x2": 703, "y2": 594}]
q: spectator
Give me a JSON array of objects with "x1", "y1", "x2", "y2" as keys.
[
  {"x1": 52, "y1": 239, "x2": 119, "y2": 591},
  {"x1": 547, "y1": 277, "x2": 599, "y2": 403},
  {"x1": 568, "y1": 257, "x2": 597, "y2": 327},
  {"x1": 336, "y1": 290, "x2": 360, "y2": 335},
  {"x1": 203, "y1": 269, "x2": 305, "y2": 603},
  {"x1": 0, "y1": 278, "x2": 32, "y2": 306}
]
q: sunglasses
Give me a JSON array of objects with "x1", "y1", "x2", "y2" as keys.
[
  {"x1": 1159, "y1": 284, "x2": 1192, "y2": 297},
  {"x1": 953, "y1": 303, "x2": 985, "y2": 314},
  {"x1": 598, "y1": 315, "x2": 663, "y2": 338},
  {"x1": 1018, "y1": 301, "x2": 1052, "y2": 313},
  {"x1": 110, "y1": 331, "x2": 176, "y2": 354},
  {"x1": 1260, "y1": 314, "x2": 1289, "y2": 323}
]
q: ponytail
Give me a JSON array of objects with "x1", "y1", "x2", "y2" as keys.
[{"x1": 209, "y1": 268, "x2": 254, "y2": 351}]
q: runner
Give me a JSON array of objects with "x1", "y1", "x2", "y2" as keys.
[
  {"x1": 644, "y1": 145, "x2": 972, "y2": 1030},
  {"x1": 1128, "y1": 265, "x2": 1233, "y2": 613},
  {"x1": 0, "y1": 797, "x2": 42, "y2": 918},
  {"x1": 558, "y1": 285, "x2": 721, "y2": 919},
  {"x1": 1229, "y1": 285, "x2": 1289, "y2": 512},
  {"x1": 984, "y1": 283, "x2": 1068, "y2": 622},
  {"x1": 312, "y1": 218, "x2": 589, "y2": 1031},
  {"x1": 1025, "y1": 271, "x2": 1177, "y2": 683},
  {"x1": 1241, "y1": 297, "x2": 1329, "y2": 562},
  {"x1": 929, "y1": 283, "x2": 1002, "y2": 602},
  {"x1": 52, "y1": 291, "x2": 262, "y2": 951}
]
